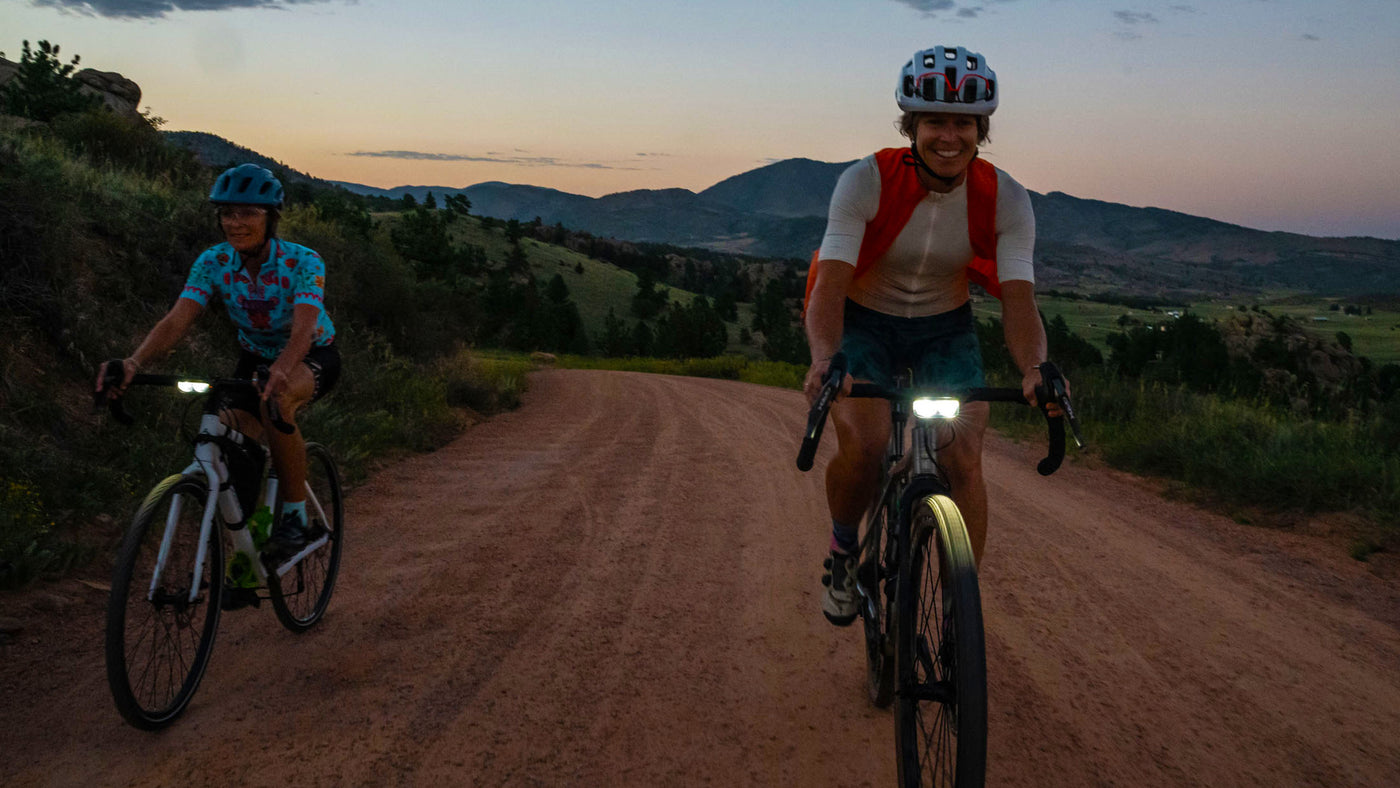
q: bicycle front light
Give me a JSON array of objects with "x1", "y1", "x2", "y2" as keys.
[
  {"x1": 177, "y1": 381, "x2": 210, "y2": 394},
  {"x1": 911, "y1": 397, "x2": 960, "y2": 420}
]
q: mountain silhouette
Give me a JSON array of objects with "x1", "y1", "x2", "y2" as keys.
[{"x1": 167, "y1": 131, "x2": 1400, "y2": 297}]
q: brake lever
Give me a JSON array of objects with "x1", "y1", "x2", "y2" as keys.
[{"x1": 254, "y1": 365, "x2": 297, "y2": 435}]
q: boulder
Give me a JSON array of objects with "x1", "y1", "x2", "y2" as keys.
[
  {"x1": 0, "y1": 56, "x2": 144, "y2": 121},
  {"x1": 74, "y1": 68, "x2": 142, "y2": 118}
]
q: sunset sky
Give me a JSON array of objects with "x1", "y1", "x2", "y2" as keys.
[{"x1": 5, "y1": 0, "x2": 1399, "y2": 239}]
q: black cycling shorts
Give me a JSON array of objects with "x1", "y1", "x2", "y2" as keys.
[{"x1": 221, "y1": 341, "x2": 341, "y2": 416}]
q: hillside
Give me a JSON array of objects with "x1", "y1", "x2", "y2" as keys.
[
  {"x1": 164, "y1": 130, "x2": 345, "y2": 190},
  {"x1": 332, "y1": 157, "x2": 1400, "y2": 298},
  {"x1": 164, "y1": 128, "x2": 1400, "y2": 298}
]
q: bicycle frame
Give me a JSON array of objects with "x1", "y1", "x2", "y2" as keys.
[
  {"x1": 148, "y1": 411, "x2": 329, "y2": 606},
  {"x1": 856, "y1": 386, "x2": 956, "y2": 612}
]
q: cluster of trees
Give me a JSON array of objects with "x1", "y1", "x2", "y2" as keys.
[
  {"x1": 1103, "y1": 312, "x2": 1400, "y2": 418},
  {"x1": 381, "y1": 197, "x2": 590, "y2": 355}
]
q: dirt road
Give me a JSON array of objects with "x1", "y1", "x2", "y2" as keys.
[{"x1": 3, "y1": 369, "x2": 1399, "y2": 787}]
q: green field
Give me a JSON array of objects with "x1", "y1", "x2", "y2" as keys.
[{"x1": 973, "y1": 294, "x2": 1400, "y2": 366}]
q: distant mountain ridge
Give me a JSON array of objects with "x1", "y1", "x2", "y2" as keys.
[
  {"x1": 166, "y1": 131, "x2": 1400, "y2": 296},
  {"x1": 164, "y1": 131, "x2": 339, "y2": 189}
]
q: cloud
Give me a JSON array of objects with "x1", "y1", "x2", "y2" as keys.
[
  {"x1": 345, "y1": 150, "x2": 640, "y2": 170},
  {"x1": 1301, "y1": 33, "x2": 1320, "y2": 41},
  {"x1": 889, "y1": 0, "x2": 956, "y2": 14},
  {"x1": 30, "y1": 0, "x2": 349, "y2": 21},
  {"x1": 1113, "y1": 10, "x2": 1160, "y2": 24},
  {"x1": 957, "y1": 7, "x2": 981, "y2": 18}
]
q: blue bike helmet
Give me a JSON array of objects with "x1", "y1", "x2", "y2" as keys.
[{"x1": 209, "y1": 164, "x2": 284, "y2": 207}]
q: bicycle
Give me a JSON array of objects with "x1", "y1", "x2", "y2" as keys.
[
  {"x1": 797, "y1": 353, "x2": 1082, "y2": 788},
  {"x1": 94, "y1": 361, "x2": 345, "y2": 730}
]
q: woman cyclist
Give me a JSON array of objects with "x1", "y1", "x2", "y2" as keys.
[
  {"x1": 96, "y1": 163, "x2": 340, "y2": 574},
  {"x1": 803, "y1": 46, "x2": 1064, "y2": 626}
]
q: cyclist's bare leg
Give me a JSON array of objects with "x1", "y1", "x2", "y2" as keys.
[
  {"x1": 936, "y1": 401, "x2": 989, "y2": 565},
  {"x1": 826, "y1": 393, "x2": 893, "y2": 528},
  {"x1": 263, "y1": 363, "x2": 315, "y2": 504}
]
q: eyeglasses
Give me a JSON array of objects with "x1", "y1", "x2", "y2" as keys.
[{"x1": 217, "y1": 207, "x2": 268, "y2": 223}]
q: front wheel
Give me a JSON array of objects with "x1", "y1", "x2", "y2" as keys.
[
  {"x1": 893, "y1": 494, "x2": 987, "y2": 788},
  {"x1": 860, "y1": 496, "x2": 896, "y2": 708},
  {"x1": 266, "y1": 442, "x2": 343, "y2": 632},
  {"x1": 105, "y1": 474, "x2": 223, "y2": 730}
]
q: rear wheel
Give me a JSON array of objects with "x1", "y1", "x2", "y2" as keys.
[
  {"x1": 105, "y1": 474, "x2": 223, "y2": 730},
  {"x1": 894, "y1": 494, "x2": 987, "y2": 788},
  {"x1": 266, "y1": 442, "x2": 343, "y2": 632},
  {"x1": 860, "y1": 496, "x2": 896, "y2": 708}
]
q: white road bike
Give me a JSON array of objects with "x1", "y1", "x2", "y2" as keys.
[{"x1": 96, "y1": 364, "x2": 344, "y2": 730}]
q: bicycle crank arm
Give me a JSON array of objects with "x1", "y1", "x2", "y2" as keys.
[
  {"x1": 262, "y1": 534, "x2": 330, "y2": 578},
  {"x1": 902, "y1": 680, "x2": 955, "y2": 704}
]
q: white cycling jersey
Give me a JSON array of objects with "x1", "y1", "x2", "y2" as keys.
[{"x1": 817, "y1": 155, "x2": 1036, "y2": 318}]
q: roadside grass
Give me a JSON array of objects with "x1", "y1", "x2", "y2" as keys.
[{"x1": 989, "y1": 367, "x2": 1400, "y2": 549}]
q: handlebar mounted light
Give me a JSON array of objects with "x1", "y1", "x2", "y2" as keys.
[
  {"x1": 177, "y1": 381, "x2": 211, "y2": 394},
  {"x1": 911, "y1": 397, "x2": 960, "y2": 420}
]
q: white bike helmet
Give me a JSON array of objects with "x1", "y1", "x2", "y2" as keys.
[{"x1": 897, "y1": 46, "x2": 997, "y2": 116}]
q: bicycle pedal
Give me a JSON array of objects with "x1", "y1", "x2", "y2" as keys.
[{"x1": 221, "y1": 586, "x2": 262, "y2": 611}]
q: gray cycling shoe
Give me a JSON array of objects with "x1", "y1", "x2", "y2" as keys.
[
  {"x1": 822, "y1": 551, "x2": 860, "y2": 626},
  {"x1": 262, "y1": 510, "x2": 310, "y2": 563}
]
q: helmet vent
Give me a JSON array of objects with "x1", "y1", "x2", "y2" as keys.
[
  {"x1": 967, "y1": 56, "x2": 978, "y2": 70},
  {"x1": 237, "y1": 176, "x2": 253, "y2": 193}
]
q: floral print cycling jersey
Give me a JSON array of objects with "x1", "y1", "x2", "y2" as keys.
[{"x1": 180, "y1": 239, "x2": 336, "y2": 358}]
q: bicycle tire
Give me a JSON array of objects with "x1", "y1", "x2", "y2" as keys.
[
  {"x1": 894, "y1": 494, "x2": 987, "y2": 788},
  {"x1": 860, "y1": 496, "x2": 896, "y2": 708},
  {"x1": 266, "y1": 442, "x2": 343, "y2": 632},
  {"x1": 104, "y1": 474, "x2": 224, "y2": 730}
]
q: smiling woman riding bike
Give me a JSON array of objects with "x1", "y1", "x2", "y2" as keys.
[
  {"x1": 803, "y1": 46, "x2": 1067, "y2": 627},
  {"x1": 95, "y1": 163, "x2": 340, "y2": 577}
]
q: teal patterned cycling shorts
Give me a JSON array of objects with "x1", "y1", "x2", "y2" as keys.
[{"x1": 840, "y1": 300, "x2": 985, "y2": 391}]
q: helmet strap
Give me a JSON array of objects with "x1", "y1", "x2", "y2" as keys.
[{"x1": 904, "y1": 142, "x2": 975, "y2": 188}]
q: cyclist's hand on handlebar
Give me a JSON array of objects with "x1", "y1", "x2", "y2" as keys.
[
  {"x1": 1024, "y1": 364, "x2": 1070, "y2": 418},
  {"x1": 803, "y1": 357, "x2": 852, "y2": 405},
  {"x1": 261, "y1": 357, "x2": 295, "y2": 402},
  {"x1": 94, "y1": 358, "x2": 138, "y2": 398}
]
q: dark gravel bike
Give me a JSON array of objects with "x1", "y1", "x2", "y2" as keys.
[{"x1": 798, "y1": 353, "x2": 1082, "y2": 787}]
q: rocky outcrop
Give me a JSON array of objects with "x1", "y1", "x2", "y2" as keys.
[
  {"x1": 73, "y1": 68, "x2": 141, "y2": 118},
  {"x1": 0, "y1": 56, "x2": 143, "y2": 121}
]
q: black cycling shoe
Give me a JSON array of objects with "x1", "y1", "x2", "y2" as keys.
[
  {"x1": 262, "y1": 510, "x2": 311, "y2": 564},
  {"x1": 221, "y1": 584, "x2": 261, "y2": 611}
]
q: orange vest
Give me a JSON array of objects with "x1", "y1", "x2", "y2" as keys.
[{"x1": 802, "y1": 148, "x2": 1001, "y2": 318}]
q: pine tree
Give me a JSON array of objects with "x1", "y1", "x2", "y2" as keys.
[{"x1": 0, "y1": 40, "x2": 101, "y2": 122}]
